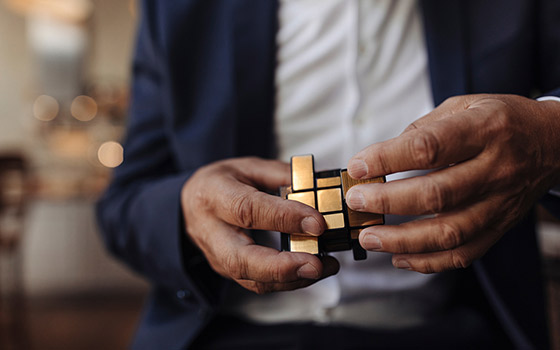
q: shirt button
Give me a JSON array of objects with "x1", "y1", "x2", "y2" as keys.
[{"x1": 317, "y1": 306, "x2": 334, "y2": 323}]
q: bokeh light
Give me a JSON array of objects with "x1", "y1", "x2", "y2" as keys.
[
  {"x1": 71, "y1": 95, "x2": 98, "y2": 121},
  {"x1": 97, "y1": 141, "x2": 124, "y2": 168},
  {"x1": 33, "y1": 95, "x2": 59, "y2": 121}
]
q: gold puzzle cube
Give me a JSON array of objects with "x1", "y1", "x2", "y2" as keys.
[{"x1": 280, "y1": 155, "x2": 385, "y2": 260}]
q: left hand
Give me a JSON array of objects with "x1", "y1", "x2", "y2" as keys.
[{"x1": 345, "y1": 94, "x2": 560, "y2": 273}]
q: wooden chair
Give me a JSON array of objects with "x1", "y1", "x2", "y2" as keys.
[{"x1": 0, "y1": 153, "x2": 29, "y2": 350}]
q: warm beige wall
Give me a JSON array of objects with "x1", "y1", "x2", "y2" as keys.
[
  {"x1": 89, "y1": 0, "x2": 136, "y2": 84},
  {"x1": 0, "y1": 3, "x2": 30, "y2": 150},
  {"x1": 0, "y1": 0, "x2": 136, "y2": 151}
]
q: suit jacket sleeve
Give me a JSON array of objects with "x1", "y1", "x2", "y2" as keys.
[
  {"x1": 96, "y1": 2, "x2": 223, "y2": 307},
  {"x1": 536, "y1": 0, "x2": 560, "y2": 216}
]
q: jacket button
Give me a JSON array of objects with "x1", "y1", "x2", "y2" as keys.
[{"x1": 176, "y1": 289, "x2": 192, "y2": 300}]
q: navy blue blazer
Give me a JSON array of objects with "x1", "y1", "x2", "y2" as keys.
[{"x1": 97, "y1": 0, "x2": 560, "y2": 349}]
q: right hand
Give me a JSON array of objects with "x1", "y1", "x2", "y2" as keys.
[{"x1": 181, "y1": 157, "x2": 340, "y2": 294}]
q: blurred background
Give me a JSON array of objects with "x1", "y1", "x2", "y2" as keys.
[
  {"x1": 0, "y1": 1, "x2": 558, "y2": 349},
  {"x1": 0, "y1": 0, "x2": 148, "y2": 349}
]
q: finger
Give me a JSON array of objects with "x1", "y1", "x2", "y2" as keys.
[
  {"x1": 347, "y1": 110, "x2": 486, "y2": 179},
  {"x1": 211, "y1": 178, "x2": 327, "y2": 235},
  {"x1": 190, "y1": 217, "x2": 255, "y2": 271},
  {"x1": 390, "y1": 228, "x2": 501, "y2": 274},
  {"x1": 229, "y1": 245, "x2": 339, "y2": 283},
  {"x1": 200, "y1": 221, "x2": 317, "y2": 282},
  {"x1": 358, "y1": 199, "x2": 495, "y2": 254},
  {"x1": 236, "y1": 279, "x2": 318, "y2": 294},
  {"x1": 345, "y1": 160, "x2": 491, "y2": 215},
  {"x1": 235, "y1": 256, "x2": 340, "y2": 294},
  {"x1": 209, "y1": 222, "x2": 338, "y2": 283}
]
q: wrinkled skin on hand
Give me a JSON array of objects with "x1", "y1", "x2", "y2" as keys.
[
  {"x1": 346, "y1": 94, "x2": 560, "y2": 273},
  {"x1": 181, "y1": 157, "x2": 339, "y2": 294}
]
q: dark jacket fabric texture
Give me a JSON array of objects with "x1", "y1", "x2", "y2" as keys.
[{"x1": 97, "y1": 0, "x2": 560, "y2": 349}]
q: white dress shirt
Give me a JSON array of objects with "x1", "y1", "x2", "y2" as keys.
[{"x1": 225, "y1": 0, "x2": 457, "y2": 329}]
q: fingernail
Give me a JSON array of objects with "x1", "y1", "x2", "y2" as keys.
[
  {"x1": 297, "y1": 263, "x2": 319, "y2": 279},
  {"x1": 347, "y1": 159, "x2": 368, "y2": 179},
  {"x1": 394, "y1": 260, "x2": 411, "y2": 270},
  {"x1": 301, "y1": 217, "x2": 322, "y2": 236},
  {"x1": 363, "y1": 235, "x2": 382, "y2": 250},
  {"x1": 346, "y1": 190, "x2": 365, "y2": 210}
]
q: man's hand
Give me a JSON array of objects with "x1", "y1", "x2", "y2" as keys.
[
  {"x1": 181, "y1": 157, "x2": 339, "y2": 294},
  {"x1": 346, "y1": 94, "x2": 560, "y2": 273}
]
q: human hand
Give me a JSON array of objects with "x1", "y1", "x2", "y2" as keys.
[
  {"x1": 181, "y1": 157, "x2": 339, "y2": 294},
  {"x1": 346, "y1": 94, "x2": 560, "y2": 273}
]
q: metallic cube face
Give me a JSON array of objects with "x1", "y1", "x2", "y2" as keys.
[
  {"x1": 280, "y1": 155, "x2": 385, "y2": 260},
  {"x1": 323, "y1": 212, "x2": 345, "y2": 229},
  {"x1": 290, "y1": 235, "x2": 319, "y2": 255},
  {"x1": 317, "y1": 188, "x2": 343, "y2": 213},
  {"x1": 291, "y1": 155, "x2": 314, "y2": 191},
  {"x1": 316, "y1": 176, "x2": 341, "y2": 188},
  {"x1": 287, "y1": 192, "x2": 315, "y2": 208}
]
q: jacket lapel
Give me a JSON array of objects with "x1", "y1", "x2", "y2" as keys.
[
  {"x1": 421, "y1": 0, "x2": 470, "y2": 105},
  {"x1": 232, "y1": 0, "x2": 279, "y2": 158}
]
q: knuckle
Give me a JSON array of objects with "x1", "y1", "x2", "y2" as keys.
[
  {"x1": 272, "y1": 207, "x2": 292, "y2": 233},
  {"x1": 421, "y1": 179, "x2": 446, "y2": 213},
  {"x1": 404, "y1": 122, "x2": 419, "y2": 132},
  {"x1": 417, "y1": 261, "x2": 437, "y2": 274},
  {"x1": 488, "y1": 109, "x2": 514, "y2": 140},
  {"x1": 184, "y1": 178, "x2": 210, "y2": 212},
  {"x1": 492, "y1": 164, "x2": 512, "y2": 184},
  {"x1": 374, "y1": 145, "x2": 392, "y2": 175},
  {"x1": 219, "y1": 158, "x2": 240, "y2": 168},
  {"x1": 224, "y1": 253, "x2": 244, "y2": 280},
  {"x1": 369, "y1": 188, "x2": 390, "y2": 213},
  {"x1": 392, "y1": 237, "x2": 408, "y2": 253},
  {"x1": 240, "y1": 156, "x2": 259, "y2": 163},
  {"x1": 450, "y1": 249, "x2": 472, "y2": 270},
  {"x1": 192, "y1": 188, "x2": 210, "y2": 210},
  {"x1": 236, "y1": 156, "x2": 259, "y2": 169},
  {"x1": 253, "y1": 283, "x2": 271, "y2": 295},
  {"x1": 274, "y1": 252, "x2": 299, "y2": 282},
  {"x1": 411, "y1": 132, "x2": 440, "y2": 168},
  {"x1": 269, "y1": 260, "x2": 284, "y2": 283},
  {"x1": 508, "y1": 204, "x2": 523, "y2": 223},
  {"x1": 436, "y1": 221, "x2": 465, "y2": 250},
  {"x1": 444, "y1": 96, "x2": 460, "y2": 104},
  {"x1": 442, "y1": 96, "x2": 462, "y2": 109},
  {"x1": 231, "y1": 192, "x2": 256, "y2": 229}
]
